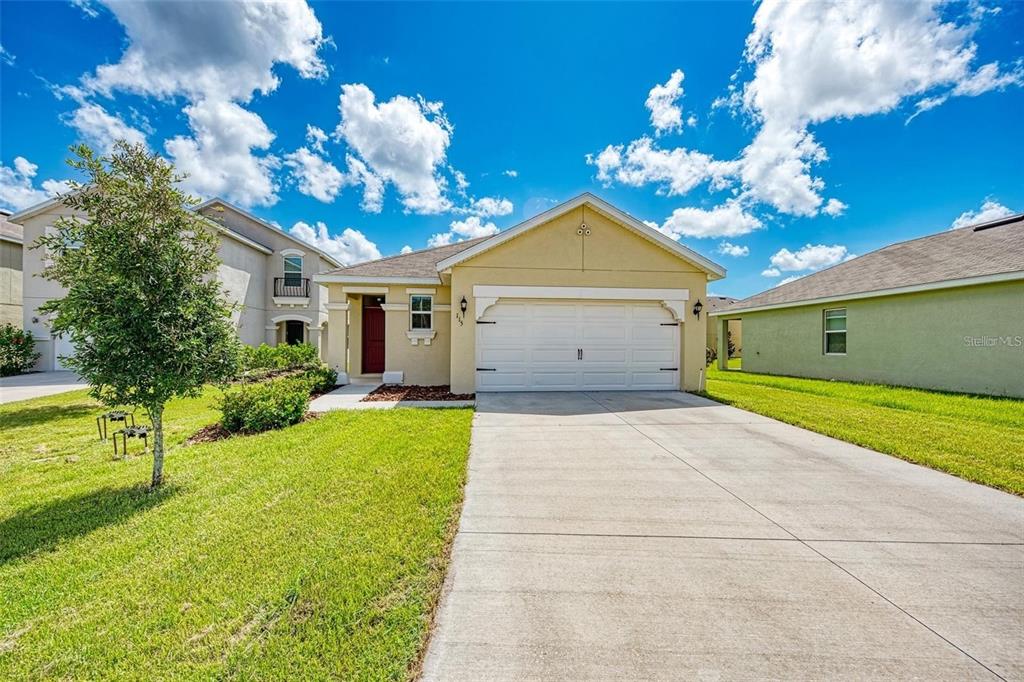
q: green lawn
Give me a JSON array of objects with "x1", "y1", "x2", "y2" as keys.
[
  {"x1": 704, "y1": 367, "x2": 1024, "y2": 495},
  {"x1": 0, "y1": 388, "x2": 473, "y2": 680}
]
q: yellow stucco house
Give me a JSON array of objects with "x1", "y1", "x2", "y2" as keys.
[{"x1": 315, "y1": 194, "x2": 725, "y2": 394}]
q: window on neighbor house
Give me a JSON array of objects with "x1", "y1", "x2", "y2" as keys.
[
  {"x1": 283, "y1": 255, "x2": 303, "y2": 286},
  {"x1": 410, "y1": 295, "x2": 433, "y2": 330},
  {"x1": 824, "y1": 308, "x2": 847, "y2": 355}
]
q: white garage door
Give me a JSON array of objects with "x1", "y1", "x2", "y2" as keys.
[
  {"x1": 53, "y1": 333, "x2": 76, "y2": 371},
  {"x1": 476, "y1": 300, "x2": 679, "y2": 391}
]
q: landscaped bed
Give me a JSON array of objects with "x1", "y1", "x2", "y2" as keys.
[
  {"x1": 0, "y1": 388, "x2": 473, "y2": 679},
  {"x1": 362, "y1": 384, "x2": 475, "y2": 402},
  {"x1": 703, "y1": 366, "x2": 1024, "y2": 496}
]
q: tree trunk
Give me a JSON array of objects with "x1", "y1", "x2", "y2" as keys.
[{"x1": 150, "y1": 404, "x2": 165, "y2": 488}]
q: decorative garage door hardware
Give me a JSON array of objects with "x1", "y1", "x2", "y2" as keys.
[
  {"x1": 660, "y1": 367, "x2": 679, "y2": 371},
  {"x1": 476, "y1": 320, "x2": 497, "y2": 324},
  {"x1": 476, "y1": 367, "x2": 497, "y2": 371},
  {"x1": 660, "y1": 322, "x2": 679, "y2": 326}
]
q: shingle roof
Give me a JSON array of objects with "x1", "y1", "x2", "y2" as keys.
[
  {"x1": 722, "y1": 214, "x2": 1024, "y2": 313},
  {"x1": 706, "y1": 296, "x2": 738, "y2": 312},
  {"x1": 320, "y1": 236, "x2": 490, "y2": 280}
]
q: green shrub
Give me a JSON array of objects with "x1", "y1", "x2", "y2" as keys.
[
  {"x1": 302, "y1": 365, "x2": 338, "y2": 394},
  {"x1": 0, "y1": 324, "x2": 39, "y2": 377},
  {"x1": 220, "y1": 376, "x2": 311, "y2": 433},
  {"x1": 240, "y1": 343, "x2": 319, "y2": 372}
]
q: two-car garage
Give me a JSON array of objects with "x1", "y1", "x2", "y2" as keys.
[{"x1": 475, "y1": 297, "x2": 681, "y2": 392}]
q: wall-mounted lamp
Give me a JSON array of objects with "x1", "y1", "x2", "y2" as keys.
[
  {"x1": 692, "y1": 299, "x2": 703, "y2": 319},
  {"x1": 460, "y1": 296, "x2": 468, "y2": 314}
]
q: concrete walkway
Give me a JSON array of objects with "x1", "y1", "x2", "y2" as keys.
[
  {"x1": 422, "y1": 391, "x2": 1024, "y2": 680},
  {"x1": 0, "y1": 371, "x2": 86, "y2": 404}
]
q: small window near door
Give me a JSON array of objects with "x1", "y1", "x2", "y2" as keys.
[
  {"x1": 410, "y1": 295, "x2": 433, "y2": 330},
  {"x1": 285, "y1": 320, "x2": 305, "y2": 345},
  {"x1": 823, "y1": 308, "x2": 847, "y2": 355},
  {"x1": 283, "y1": 255, "x2": 303, "y2": 286}
]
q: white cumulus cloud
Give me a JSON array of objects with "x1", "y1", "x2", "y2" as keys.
[
  {"x1": 289, "y1": 220, "x2": 381, "y2": 266},
  {"x1": 63, "y1": 99, "x2": 148, "y2": 153},
  {"x1": 469, "y1": 196, "x2": 513, "y2": 217},
  {"x1": 769, "y1": 243, "x2": 850, "y2": 271},
  {"x1": 761, "y1": 267, "x2": 781, "y2": 277},
  {"x1": 0, "y1": 157, "x2": 71, "y2": 211},
  {"x1": 428, "y1": 215, "x2": 500, "y2": 248},
  {"x1": 951, "y1": 199, "x2": 1016, "y2": 228},
  {"x1": 717, "y1": 241, "x2": 750, "y2": 257},
  {"x1": 657, "y1": 201, "x2": 763, "y2": 239},
  {"x1": 335, "y1": 83, "x2": 454, "y2": 214},
  {"x1": 646, "y1": 69, "x2": 686, "y2": 135},
  {"x1": 284, "y1": 147, "x2": 345, "y2": 203}
]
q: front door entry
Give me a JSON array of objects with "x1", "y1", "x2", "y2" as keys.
[
  {"x1": 285, "y1": 320, "x2": 305, "y2": 345},
  {"x1": 362, "y1": 295, "x2": 386, "y2": 374}
]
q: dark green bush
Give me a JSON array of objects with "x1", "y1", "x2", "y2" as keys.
[
  {"x1": 220, "y1": 376, "x2": 311, "y2": 433},
  {"x1": 240, "y1": 343, "x2": 319, "y2": 372},
  {"x1": 302, "y1": 365, "x2": 338, "y2": 394},
  {"x1": 0, "y1": 324, "x2": 39, "y2": 377}
]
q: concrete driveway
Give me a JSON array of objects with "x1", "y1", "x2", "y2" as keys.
[
  {"x1": 421, "y1": 391, "x2": 1024, "y2": 681},
  {"x1": 0, "y1": 372, "x2": 85, "y2": 404}
]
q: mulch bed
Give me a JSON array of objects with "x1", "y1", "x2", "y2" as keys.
[
  {"x1": 361, "y1": 385, "x2": 475, "y2": 402},
  {"x1": 185, "y1": 412, "x2": 321, "y2": 445}
]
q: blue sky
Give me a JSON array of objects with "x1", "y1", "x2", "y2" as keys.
[{"x1": 1, "y1": 1, "x2": 1022, "y2": 298}]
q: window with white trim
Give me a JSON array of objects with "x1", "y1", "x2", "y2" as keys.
[
  {"x1": 283, "y1": 255, "x2": 303, "y2": 286},
  {"x1": 823, "y1": 308, "x2": 847, "y2": 355},
  {"x1": 410, "y1": 295, "x2": 433, "y2": 330}
]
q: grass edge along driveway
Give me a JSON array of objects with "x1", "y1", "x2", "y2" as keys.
[
  {"x1": 0, "y1": 388, "x2": 473, "y2": 680},
  {"x1": 703, "y1": 367, "x2": 1024, "y2": 496}
]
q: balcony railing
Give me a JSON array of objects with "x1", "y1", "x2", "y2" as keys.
[{"x1": 274, "y1": 277, "x2": 310, "y2": 298}]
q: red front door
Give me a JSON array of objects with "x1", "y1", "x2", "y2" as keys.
[{"x1": 362, "y1": 296, "x2": 386, "y2": 374}]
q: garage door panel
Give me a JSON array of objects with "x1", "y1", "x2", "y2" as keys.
[{"x1": 476, "y1": 300, "x2": 679, "y2": 392}]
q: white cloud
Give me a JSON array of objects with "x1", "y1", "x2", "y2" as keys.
[
  {"x1": 343, "y1": 155, "x2": 385, "y2": 213},
  {"x1": 428, "y1": 215, "x2": 499, "y2": 248},
  {"x1": 657, "y1": 201, "x2": 763, "y2": 239},
  {"x1": 469, "y1": 196, "x2": 513, "y2": 217},
  {"x1": 452, "y1": 168, "x2": 469, "y2": 195},
  {"x1": 283, "y1": 147, "x2": 345, "y2": 203},
  {"x1": 335, "y1": 83, "x2": 453, "y2": 214},
  {"x1": 646, "y1": 69, "x2": 686, "y2": 135},
  {"x1": 822, "y1": 198, "x2": 848, "y2": 216},
  {"x1": 588, "y1": 138, "x2": 735, "y2": 196},
  {"x1": 502, "y1": 169, "x2": 518, "y2": 178},
  {"x1": 717, "y1": 241, "x2": 750, "y2": 257},
  {"x1": 63, "y1": 100, "x2": 148, "y2": 153},
  {"x1": 400, "y1": 245, "x2": 413, "y2": 254},
  {"x1": 588, "y1": 0, "x2": 1018, "y2": 221},
  {"x1": 761, "y1": 267, "x2": 781, "y2": 277},
  {"x1": 769, "y1": 243, "x2": 849, "y2": 272},
  {"x1": 0, "y1": 157, "x2": 71, "y2": 211},
  {"x1": 164, "y1": 99, "x2": 279, "y2": 207},
  {"x1": 1, "y1": 45, "x2": 16, "y2": 67},
  {"x1": 73, "y1": 0, "x2": 327, "y2": 207},
  {"x1": 951, "y1": 199, "x2": 1015, "y2": 229},
  {"x1": 84, "y1": 1, "x2": 326, "y2": 102},
  {"x1": 305, "y1": 125, "x2": 328, "y2": 154},
  {"x1": 289, "y1": 220, "x2": 381, "y2": 266}
]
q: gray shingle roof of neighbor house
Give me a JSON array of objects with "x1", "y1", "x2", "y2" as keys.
[
  {"x1": 716, "y1": 213, "x2": 1024, "y2": 315},
  {"x1": 706, "y1": 296, "x2": 738, "y2": 312},
  {"x1": 317, "y1": 237, "x2": 492, "y2": 281}
]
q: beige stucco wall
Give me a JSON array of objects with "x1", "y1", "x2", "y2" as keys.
[
  {"x1": 447, "y1": 206, "x2": 709, "y2": 394},
  {"x1": 384, "y1": 284, "x2": 452, "y2": 384},
  {"x1": 724, "y1": 280, "x2": 1024, "y2": 397},
  {"x1": 0, "y1": 238, "x2": 22, "y2": 327}
]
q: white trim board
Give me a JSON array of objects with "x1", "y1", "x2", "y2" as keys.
[
  {"x1": 473, "y1": 285, "x2": 689, "y2": 301},
  {"x1": 435, "y1": 193, "x2": 726, "y2": 280},
  {"x1": 710, "y1": 270, "x2": 1024, "y2": 317}
]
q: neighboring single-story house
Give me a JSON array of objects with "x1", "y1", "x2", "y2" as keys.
[
  {"x1": 315, "y1": 193, "x2": 725, "y2": 394},
  {"x1": 8, "y1": 197, "x2": 341, "y2": 371},
  {"x1": 711, "y1": 213, "x2": 1024, "y2": 398},
  {"x1": 0, "y1": 210, "x2": 23, "y2": 328},
  {"x1": 706, "y1": 296, "x2": 741, "y2": 358}
]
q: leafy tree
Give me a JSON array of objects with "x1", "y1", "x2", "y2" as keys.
[
  {"x1": 727, "y1": 329, "x2": 736, "y2": 359},
  {"x1": 38, "y1": 142, "x2": 240, "y2": 487}
]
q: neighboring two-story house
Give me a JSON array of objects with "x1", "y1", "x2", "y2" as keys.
[
  {"x1": 7, "y1": 197, "x2": 340, "y2": 372},
  {"x1": 0, "y1": 210, "x2": 23, "y2": 328}
]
